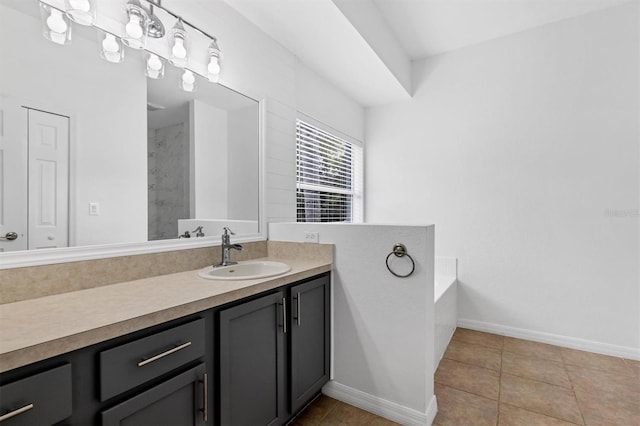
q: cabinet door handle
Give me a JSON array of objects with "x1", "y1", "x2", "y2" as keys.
[
  {"x1": 200, "y1": 373, "x2": 208, "y2": 422},
  {"x1": 282, "y1": 297, "x2": 287, "y2": 334},
  {"x1": 137, "y1": 341, "x2": 192, "y2": 367},
  {"x1": 0, "y1": 403, "x2": 34, "y2": 422},
  {"x1": 296, "y1": 292, "x2": 301, "y2": 326}
]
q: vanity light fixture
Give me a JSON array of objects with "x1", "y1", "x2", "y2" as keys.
[
  {"x1": 145, "y1": 53, "x2": 164, "y2": 79},
  {"x1": 122, "y1": 0, "x2": 149, "y2": 49},
  {"x1": 65, "y1": 0, "x2": 96, "y2": 26},
  {"x1": 169, "y1": 19, "x2": 189, "y2": 68},
  {"x1": 40, "y1": 2, "x2": 72, "y2": 45},
  {"x1": 99, "y1": 31, "x2": 125, "y2": 63},
  {"x1": 145, "y1": 0, "x2": 165, "y2": 39},
  {"x1": 180, "y1": 69, "x2": 196, "y2": 92},
  {"x1": 38, "y1": 0, "x2": 223, "y2": 92}
]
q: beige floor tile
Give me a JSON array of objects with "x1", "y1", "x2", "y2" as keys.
[
  {"x1": 444, "y1": 339, "x2": 502, "y2": 371},
  {"x1": 436, "y1": 358, "x2": 500, "y2": 399},
  {"x1": 434, "y1": 383, "x2": 498, "y2": 426},
  {"x1": 502, "y1": 350, "x2": 571, "y2": 388},
  {"x1": 499, "y1": 403, "x2": 581, "y2": 425},
  {"x1": 561, "y1": 348, "x2": 632, "y2": 376},
  {"x1": 320, "y1": 401, "x2": 395, "y2": 426},
  {"x1": 502, "y1": 337, "x2": 563, "y2": 362},
  {"x1": 566, "y1": 364, "x2": 640, "y2": 406},
  {"x1": 293, "y1": 395, "x2": 338, "y2": 425},
  {"x1": 453, "y1": 328, "x2": 504, "y2": 350},
  {"x1": 625, "y1": 358, "x2": 640, "y2": 379},
  {"x1": 574, "y1": 388, "x2": 640, "y2": 426},
  {"x1": 500, "y1": 373, "x2": 583, "y2": 425}
]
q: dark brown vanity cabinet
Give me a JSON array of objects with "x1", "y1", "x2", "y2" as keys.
[
  {"x1": 0, "y1": 312, "x2": 213, "y2": 426},
  {"x1": 100, "y1": 319, "x2": 209, "y2": 426},
  {"x1": 289, "y1": 276, "x2": 331, "y2": 415},
  {"x1": 218, "y1": 273, "x2": 330, "y2": 426},
  {"x1": 0, "y1": 272, "x2": 330, "y2": 426}
]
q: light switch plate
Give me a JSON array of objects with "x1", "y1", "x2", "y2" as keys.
[
  {"x1": 303, "y1": 231, "x2": 319, "y2": 243},
  {"x1": 89, "y1": 202, "x2": 100, "y2": 216}
]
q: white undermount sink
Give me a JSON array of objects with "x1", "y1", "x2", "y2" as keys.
[{"x1": 198, "y1": 261, "x2": 291, "y2": 281}]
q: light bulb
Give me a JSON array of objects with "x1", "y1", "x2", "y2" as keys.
[
  {"x1": 180, "y1": 70, "x2": 195, "y2": 92},
  {"x1": 147, "y1": 54, "x2": 162, "y2": 71},
  {"x1": 102, "y1": 34, "x2": 119, "y2": 53},
  {"x1": 182, "y1": 70, "x2": 195, "y2": 85},
  {"x1": 172, "y1": 38, "x2": 187, "y2": 59},
  {"x1": 47, "y1": 9, "x2": 68, "y2": 33},
  {"x1": 68, "y1": 0, "x2": 90, "y2": 12},
  {"x1": 125, "y1": 15, "x2": 143, "y2": 39},
  {"x1": 207, "y1": 57, "x2": 220, "y2": 75}
]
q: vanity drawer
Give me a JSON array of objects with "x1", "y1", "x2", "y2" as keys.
[
  {"x1": 99, "y1": 318, "x2": 205, "y2": 401},
  {"x1": 0, "y1": 364, "x2": 72, "y2": 426}
]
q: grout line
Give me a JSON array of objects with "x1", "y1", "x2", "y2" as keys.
[
  {"x1": 563, "y1": 354, "x2": 588, "y2": 426},
  {"x1": 500, "y1": 402, "x2": 583, "y2": 426},
  {"x1": 437, "y1": 383, "x2": 499, "y2": 403},
  {"x1": 441, "y1": 353, "x2": 502, "y2": 372},
  {"x1": 500, "y1": 372, "x2": 583, "y2": 424}
]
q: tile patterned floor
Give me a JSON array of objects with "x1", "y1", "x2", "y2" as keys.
[
  {"x1": 434, "y1": 328, "x2": 640, "y2": 426},
  {"x1": 293, "y1": 328, "x2": 640, "y2": 425},
  {"x1": 290, "y1": 394, "x2": 400, "y2": 425}
]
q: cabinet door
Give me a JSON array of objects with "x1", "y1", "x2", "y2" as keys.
[
  {"x1": 290, "y1": 275, "x2": 330, "y2": 413},
  {"x1": 101, "y1": 363, "x2": 208, "y2": 426},
  {"x1": 219, "y1": 291, "x2": 286, "y2": 426}
]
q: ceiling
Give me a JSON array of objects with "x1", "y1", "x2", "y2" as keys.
[
  {"x1": 373, "y1": 0, "x2": 633, "y2": 59},
  {"x1": 225, "y1": 0, "x2": 634, "y2": 107}
]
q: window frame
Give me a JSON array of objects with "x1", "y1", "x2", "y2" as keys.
[{"x1": 295, "y1": 115, "x2": 363, "y2": 223}]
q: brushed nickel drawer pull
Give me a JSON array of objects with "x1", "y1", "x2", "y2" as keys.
[
  {"x1": 0, "y1": 403, "x2": 34, "y2": 422},
  {"x1": 137, "y1": 341, "x2": 192, "y2": 367},
  {"x1": 282, "y1": 297, "x2": 287, "y2": 334},
  {"x1": 201, "y1": 373, "x2": 208, "y2": 422}
]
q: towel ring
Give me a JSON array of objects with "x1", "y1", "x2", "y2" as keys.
[{"x1": 386, "y1": 243, "x2": 415, "y2": 278}]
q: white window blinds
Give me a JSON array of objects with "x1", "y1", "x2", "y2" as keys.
[{"x1": 296, "y1": 119, "x2": 362, "y2": 223}]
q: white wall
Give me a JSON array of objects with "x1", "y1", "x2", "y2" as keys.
[
  {"x1": 190, "y1": 100, "x2": 228, "y2": 219},
  {"x1": 295, "y1": 61, "x2": 365, "y2": 142},
  {"x1": 365, "y1": 3, "x2": 639, "y2": 357},
  {"x1": 269, "y1": 223, "x2": 437, "y2": 425},
  {"x1": 0, "y1": 5, "x2": 147, "y2": 247}
]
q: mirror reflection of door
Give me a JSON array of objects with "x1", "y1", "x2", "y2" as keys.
[{"x1": 0, "y1": 99, "x2": 69, "y2": 252}]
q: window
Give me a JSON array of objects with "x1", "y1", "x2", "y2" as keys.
[{"x1": 296, "y1": 119, "x2": 362, "y2": 223}]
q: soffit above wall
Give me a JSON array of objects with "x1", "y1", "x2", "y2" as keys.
[
  {"x1": 223, "y1": 0, "x2": 413, "y2": 107},
  {"x1": 224, "y1": 0, "x2": 634, "y2": 108}
]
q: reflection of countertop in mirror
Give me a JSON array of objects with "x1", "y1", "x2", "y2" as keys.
[{"x1": 0, "y1": 244, "x2": 333, "y2": 373}]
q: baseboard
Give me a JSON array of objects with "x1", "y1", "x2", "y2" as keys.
[
  {"x1": 322, "y1": 381, "x2": 437, "y2": 425},
  {"x1": 457, "y1": 318, "x2": 640, "y2": 361}
]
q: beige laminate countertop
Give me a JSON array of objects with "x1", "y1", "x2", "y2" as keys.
[{"x1": 0, "y1": 256, "x2": 331, "y2": 373}]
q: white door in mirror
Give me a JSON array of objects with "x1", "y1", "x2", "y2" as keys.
[{"x1": 198, "y1": 261, "x2": 291, "y2": 281}]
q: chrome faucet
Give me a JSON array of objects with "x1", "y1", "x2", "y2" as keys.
[{"x1": 217, "y1": 227, "x2": 243, "y2": 267}]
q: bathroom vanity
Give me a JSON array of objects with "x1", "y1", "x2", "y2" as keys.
[{"x1": 0, "y1": 245, "x2": 332, "y2": 426}]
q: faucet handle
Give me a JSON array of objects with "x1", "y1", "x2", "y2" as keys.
[{"x1": 223, "y1": 227, "x2": 235, "y2": 236}]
